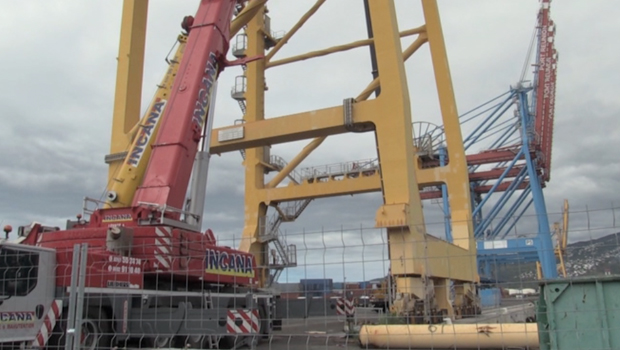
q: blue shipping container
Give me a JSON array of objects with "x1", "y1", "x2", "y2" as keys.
[{"x1": 479, "y1": 288, "x2": 501, "y2": 308}]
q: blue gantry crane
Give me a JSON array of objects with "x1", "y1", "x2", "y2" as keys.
[{"x1": 414, "y1": 0, "x2": 559, "y2": 279}]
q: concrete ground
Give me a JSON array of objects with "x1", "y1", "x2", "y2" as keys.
[{"x1": 252, "y1": 301, "x2": 537, "y2": 350}]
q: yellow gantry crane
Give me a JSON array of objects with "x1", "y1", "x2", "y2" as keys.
[
  {"x1": 556, "y1": 199, "x2": 570, "y2": 277},
  {"x1": 537, "y1": 199, "x2": 569, "y2": 279},
  {"x1": 209, "y1": 0, "x2": 478, "y2": 321},
  {"x1": 106, "y1": 0, "x2": 479, "y2": 322}
]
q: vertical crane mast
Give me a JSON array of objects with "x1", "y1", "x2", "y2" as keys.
[
  {"x1": 133, "y1": 0, "x2": 236, "y2": 210},
  {"x1": 533, "y1": 0, "x2": 558, "y2": 182}
]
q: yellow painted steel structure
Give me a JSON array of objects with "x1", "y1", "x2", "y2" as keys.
[
  {"x1": 210, "y1": 0, "x2": 478, "y2": 318},
  {"x1": 537, "y1": 199, "x2": 569, "y2": 279},
  {"x1": 557, "y1": 199, "x2": 569, "y2": 277},
  {"x1": 106, "y1": 0, "x2": 149, "y2": 183}
]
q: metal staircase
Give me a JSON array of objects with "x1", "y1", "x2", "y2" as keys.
[
  {"x1": 268, "y1": 155, "x2": 306, "y2": 184},
  {"x1": 258, "y1": 211, "x2": 298, "y2": 286},
  {"x1": 300, "y1": 158, "x2": 380, "y2": 183}
]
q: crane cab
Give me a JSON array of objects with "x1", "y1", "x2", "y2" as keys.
[{"x1": 0, "y1": 243, "x2": 57, "y2": 348}]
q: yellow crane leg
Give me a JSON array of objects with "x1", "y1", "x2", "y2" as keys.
[
  {"x1": 366, "y1": 0, "x2": 477, "y2": 320},
  {"x1": 106, "y1": 0, "x2": 148, "y2": 183},
  {"x1": 238, "y1": 3, "x2": 270, "y2": 287},
  {"x1": 421, "y1": 0, "x2": 475, "y2": 252},
  {"x1": 362, "y1": 0, "x2": 445, "y2": 316}
]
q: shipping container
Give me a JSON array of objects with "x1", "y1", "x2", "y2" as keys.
[{"x1": 538, "y1": 276, "x2": 620, "y2": 350}]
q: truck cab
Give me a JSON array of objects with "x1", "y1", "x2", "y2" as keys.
[{"x1": 0, "y1": 242, "x2": 57, "y2": 347}]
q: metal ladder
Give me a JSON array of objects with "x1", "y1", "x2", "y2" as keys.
[{"x1": 204, "y1": 291, "x2": 220, "y2": 349}]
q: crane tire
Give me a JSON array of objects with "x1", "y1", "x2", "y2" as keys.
[{"x1": 47, "y1": 306, "x2": 112, "y2": 350}]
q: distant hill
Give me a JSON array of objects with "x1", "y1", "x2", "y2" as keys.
[
  {"x1": 273, "y1": 233, "x2": 620, "y2": 292},
  {"x1": 492, "y1": 232, "x2": 620, "y2": 287}
]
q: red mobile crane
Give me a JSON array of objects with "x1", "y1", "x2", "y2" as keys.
[{"x1": 0, "y1": 1, "x2": 278, "y2": 349}]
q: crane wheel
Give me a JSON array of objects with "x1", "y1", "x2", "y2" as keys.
[
  {"x1": 174, "y1": 335, "x2": 206, "y2": 349},
  {"x1": 142, "y1": 335, "x2": 172, "y2": 349},
  {"x1": 259, "y1": 303, "x2": 270, "y2": 340},
  {"x1": 48, "y1": 307, "x2": 112, "y2": 350},
  {"x1": 80, "y1": 307, "x2": 112, "y2": 350}
]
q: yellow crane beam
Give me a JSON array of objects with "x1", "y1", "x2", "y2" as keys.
[
  {"x1": 106, "y1": 0, "x2": 148, "y2": 182},
  {"x1": 210, "y1": 103, "x2": 377, "y2": 154},
  {"x1": 266, "y1": 26, "x2": 425, "y2": 69},
  {"x1": 265, "y1": 0, "x2": 327, "y2": 62}
]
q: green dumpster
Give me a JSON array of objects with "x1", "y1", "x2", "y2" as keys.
[{"x1": 538, "y1": 276, "x2": 620, "y2": 350}]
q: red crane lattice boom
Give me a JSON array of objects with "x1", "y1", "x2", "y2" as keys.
[{"x1": 534, "y1": 0, "x2": 558, "y2": 182}]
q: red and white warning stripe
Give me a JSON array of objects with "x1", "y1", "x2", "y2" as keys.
[
  {"x1": 32, "y1": 300, "x2": 63, "y2": 348},
  {"x1": 226, "y1": 309, "x2": 259, "y2": 334},
  {"x1": 154, "y1": 226, "x2": 172, "y2": 269},
  {"x1": 336, "y1": 298, "x2": 355, "y2": 316}
]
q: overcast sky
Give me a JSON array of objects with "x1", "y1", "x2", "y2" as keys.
[{"x1": 1, "y1": 1, "x2": 619, "y2": 282}]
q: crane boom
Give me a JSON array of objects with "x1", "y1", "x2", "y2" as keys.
[
  {"x1": 0, "y1": 2, "x2": 288, "y2": 348},
  {"x1": 133, "y1": 0, "x2": 236, "y2": 210},
  {"x1": 104, "y1": 0, "x2": 266, "y2": 210},
  {"x1": 105, "y1": 35, "x2": 187, "y2": 208},
  {"x1": 534, "y1": 0, "x2": 558, "y2": 182}
]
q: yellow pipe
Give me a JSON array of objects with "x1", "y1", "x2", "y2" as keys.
[
  {"x1": 400, "y1": 25, "x2": 426, "y2": 37},
  {"x1": 403, "y1": 32, "x2": 428, "y2": 60},
  {"x1": 230, "y1": 0, "x2": 268, "y2": 37},
  {"x1": 266, "y1": 0, "x2": 326, "y2": 62},
  {"x1": 267, "y1": 27, "x2": 426, "y2": 68},
  {"x1": 359, "y1": 323, "x2": 539, "y2": 349},
  {"x1": 268, "y1": 38, "x2": 374, "y2": 68},
  {"x1": 266, "y1": 136, "x2": 326, "y2": 188}
]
